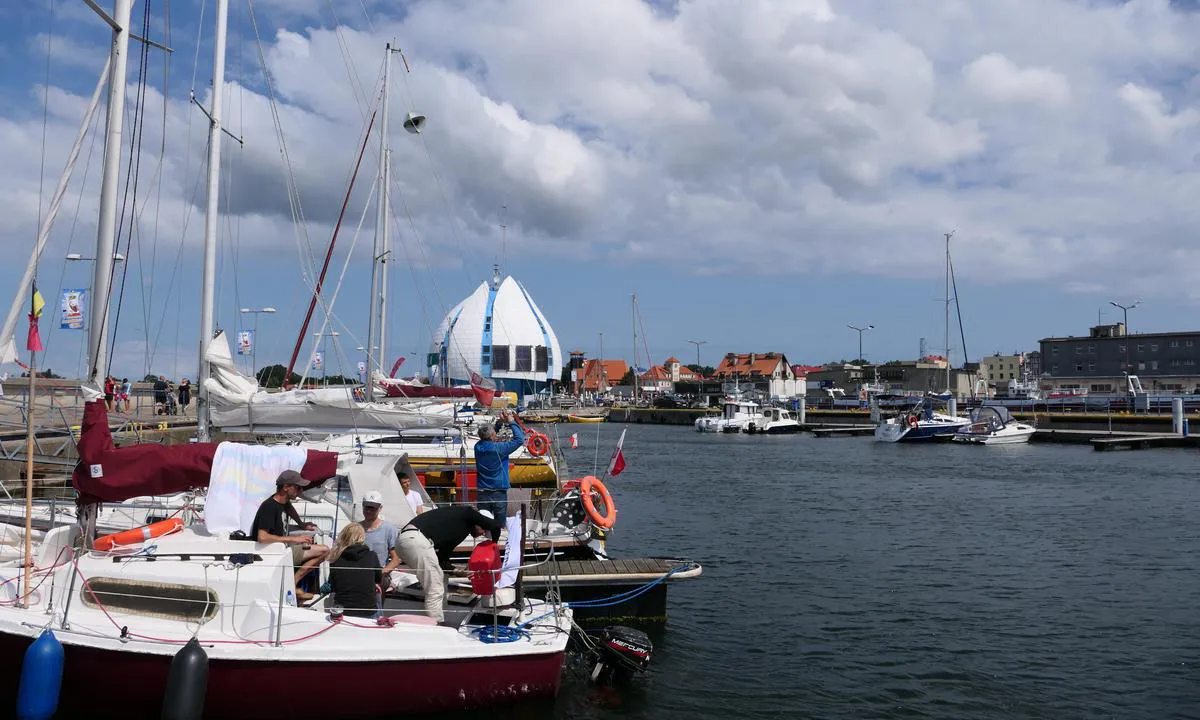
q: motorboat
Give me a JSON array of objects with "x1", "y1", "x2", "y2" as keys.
[
  {"x1": 744, "y1": 406, "x2": 802, "y2": 434},
  {"x1": 694, "y1": 398, "x2": 761, "y2": 433},
  {"x1": 952, "y1": 406, "x2": 1036, "y2": 445},
  {"x1": 874, "y1": 396, "x2": 970, "y2": 442}
]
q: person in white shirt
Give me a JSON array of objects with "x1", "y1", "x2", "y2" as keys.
[{"x1": 400, "y1": 472, "x2": 432, "y2": 515}]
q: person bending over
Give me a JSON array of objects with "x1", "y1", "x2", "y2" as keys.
[{"x1": 394, "y1": 505, "x2": 502, "y2": 623}]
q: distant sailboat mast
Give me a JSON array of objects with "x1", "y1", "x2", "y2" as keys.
[{"x1": 943, "y1": 230, "x2": 954, "y2": 393}]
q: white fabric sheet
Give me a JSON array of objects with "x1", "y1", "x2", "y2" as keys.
[
  {"x1": 497, "y1": 514, "x2": 522, "y2": 589},
  {"x1": 205, "y1": 442, "x2": 308, "y2": 534}
]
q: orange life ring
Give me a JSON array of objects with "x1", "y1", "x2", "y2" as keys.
[
  {"x1": 526, "y1": 432, "x2": 551, "y2": 457},
  {"x1": 94, "y1": 518, "x2": 184, "y2": 552},
  {"x1": 579, "y1": 475, "x2": 616, "y2": 529},
  {"x1": 908, "y1": 415, "x2": 919, "y2": 429}
]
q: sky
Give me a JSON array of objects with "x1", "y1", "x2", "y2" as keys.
[{"x1": 2, "y1": 0, "x2": 1200, "y2": 381}]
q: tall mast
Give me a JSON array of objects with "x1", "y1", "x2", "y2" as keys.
[
  {"x1": 631, "y1": 293, "x2": 638, "y2": 404},
  {"x1": 366, "y1": 44, "x2": 395, "y2": 401},
  {"x1": 87, "y1": 0, "x2": 135, "y2": 384},
  {"x1": 943, "y1": 230, "x2": 954, "y2": 393},
  {"x1": 196, "y1": 0, "x2": 229, "y2": 441}
]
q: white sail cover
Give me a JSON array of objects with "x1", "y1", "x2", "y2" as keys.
[{"x1": 204, "y1": 331, "x2": 455, "y2": 433}]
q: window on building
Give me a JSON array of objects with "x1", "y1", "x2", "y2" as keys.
[
  {"x1": 1088, "y1": 345, "x2": 1096, "y2": 354},
  {"x1": 1075, "y1": 363, "x2": 1084, "y2": 372},
  {"x1": 1171, "y1": 359, "x2": 1181, "y2": 368},
  {"x1": 514, "y1": 345, "x2": 533, "y2": 372},
  {"x1": 1187, "y1": 359, "x2": 1197, "y2": 367},
  {"x1": 491, "y1": 345, "x2": 510, "y2": 371},
  {"x1": 1150, "y1": 360, "x2": 1159, "y2": 370},
  {"x1": 1051, "y1": 364, "x2": 1059, "y2": 373},
  {"x1": 1137, "y1": 344, "x2": 1144, "y2": 353},
  {"x1": 1150, "y1": 343, "x2": 1159, "y2": 352},
  {"x1": 1051, "y1": 347, "x2": 1059, "y2": 355},
  {"x1": 1090, "y1": 384, "x2": 1113, "y2": 392},
  {"x1": 1119, "y1": 344, "x2": 1126, "y2": 354},
  {"x1": 1075, "y1": 347, "x2": 1082, "y2": 355},
  {"x1": 1138, "y1": 362, "x2": 1146, "y2": 371},
  {"x1": 535, "y1": 346, "x2": 549, "y2": 372},
  {"x1": 1187, "y1": 340, "x2": 1195, "y2": 348},
  {"x1": 1088, "y1": 362, "x2": 1095, "y2": 371},
  {"x1": 1170, "y1": 340, "x2": 1179, "y2": 348}
]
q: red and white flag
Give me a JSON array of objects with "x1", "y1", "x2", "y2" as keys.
[
  {"x1": 606, "y1": 428, "x2": 627, "y2": 477},
  {"x1": 569, "y1": 433, "x2": 578, "y2": 449}
]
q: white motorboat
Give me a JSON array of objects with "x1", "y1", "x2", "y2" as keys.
[
  {"x1": 874, "y1": 397, "x2": 970, "y2": 442},
  {"x1": 694, "y1": 398, "x2": 762, "y2": 433},
  {"x1": 952, "y1": 406, "x2": 1036, "y2": 445},
  {"x1": 744, "y1": 406, "x2": 802, "y2": 434}
]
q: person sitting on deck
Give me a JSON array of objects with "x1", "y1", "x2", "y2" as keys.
[
  {"x1": 473, "y1": 409, "x2": 526, "y2": 521},
  {"x1": 328, "y1": 524, "x2": 382, "y2": 619},
  {"x1": 394, "y1": 505, "x2": 503, "y2": 623},
  {"x1": 358, "y1": 490, "x2": 405, "y2": 591},
  {"x1": 249, "y1": 470, "x2": 329, "y2": 601}
]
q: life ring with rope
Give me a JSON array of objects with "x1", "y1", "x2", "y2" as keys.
[
  {"x1": 579, "y1": 475, "x2": 617, "y2": 529},
  {"x1": 907, "y1": 415, "x2": 920, "y2": 429},
  {"x1": 94, "y1": 518, "x2": 184, "y2": 552},
  {"x1": 526, "y1": 432, "x2": 551, "y2": 457}
]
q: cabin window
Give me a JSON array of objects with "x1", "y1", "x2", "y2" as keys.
[
  {"x1": 535, "y1": 346, "x2": 549, "y2": 373},
  {"x1": 514, "y1": 346, "x2": 533, "y2": 372},
  {"x1": 492, "y1": 345, "x2": 510, "y2": 371},
  {"x1": 81, "y1": 578, "x2": 218, "y2": 623}
]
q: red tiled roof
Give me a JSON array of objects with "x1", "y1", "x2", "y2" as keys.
[
  {"x1": 792, "y1": 364, "x2": 823, "y2": 376},
  {"x1": 580, "y1": 359, "x2": 629, "y2": 391},
  {"x1": 664, "y1": 356, "x2": 681, "y2": 364},
  {"x1": 713, "y1": 352, "x2": 791, "y2": 378}
]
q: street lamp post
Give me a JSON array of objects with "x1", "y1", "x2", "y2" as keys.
[
  {"x1": 847, "y1": 324, "x2": 874, "y2": 365},
  {"x1": 66, "y1": 252, "x2": 125, "y2": 335},
  {"x1": 686, "y1": 339, "x2": 707, "y2": 369},
  {"x1": 313, "y1": 331, "x2": 339, "y2": 386},
  {"x1": 1109, "y1": 300, "x2": 1140, "y2": 400},
  {"x1": 239, "y1": 307, "x2": 276, "y2": 380}
]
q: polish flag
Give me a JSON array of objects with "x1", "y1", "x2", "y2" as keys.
[
  {"x1": 569, "y1": 433, "x2": 578, "y2": 449},
  {"x1": 606, "y1": 429, "x2": 627, "y2": 477},
  {"x1": 470, "y1": 371, "x2": 496, "y2": 408}
]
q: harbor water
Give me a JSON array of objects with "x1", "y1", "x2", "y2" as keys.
[{"x1": 448, "y1": 423, "x2": 1199, "y2": 719}]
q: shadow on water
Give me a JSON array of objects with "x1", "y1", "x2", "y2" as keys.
[{"x1": 415, "y1": 424, "x2": 1200, "y2": 720}]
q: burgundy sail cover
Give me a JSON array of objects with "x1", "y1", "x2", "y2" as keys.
[{"x1": 72, "y1": 400, "x2": 338, "y2": 504}]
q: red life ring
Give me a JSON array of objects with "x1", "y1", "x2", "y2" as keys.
[
  {"x1": 94, "y1": 518, "x2": 184, "y2": 552},
  {"x1": 908, "y1": 415, "x2": 919, "y2": 429},
  {"x1": 526, "y1": 432, "x2": 551, "y2": 457},
  {"x1": 579, "y1": 475, "x2": 616, "y2": 529}
]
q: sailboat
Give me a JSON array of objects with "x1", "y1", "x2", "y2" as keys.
[
  {"x1": 874, "y1": 232, "x2": 970, "y2": 443},
  {"x1": 0, "y1": 6, "x2": 569, "y2": 716}
]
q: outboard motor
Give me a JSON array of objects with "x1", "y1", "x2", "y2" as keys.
[{"x1": 591, "y1": 626, "x2": 653, "y2": 683}]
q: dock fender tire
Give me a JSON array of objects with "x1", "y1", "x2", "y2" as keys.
[{"x1": 580, "y1": 476, "x2": 617, "y2": 529}]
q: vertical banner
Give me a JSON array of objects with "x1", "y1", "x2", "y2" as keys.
[
  {"x1": 311, "y1": 350, "x2": 324, "y2": 371},
  {"x1": 60, "y1": 288, "x2": 86, "y2": 330},
  {"x1": 357, "y1": 361, "x2": 367, "y2": 380},
  {"x1": 236, "y1": 329, "x2": 254, "y2": 356}
]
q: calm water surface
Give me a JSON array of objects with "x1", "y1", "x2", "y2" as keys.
[{"x1": 442, "y1": 424, "x2": 1200, "y2": 719}]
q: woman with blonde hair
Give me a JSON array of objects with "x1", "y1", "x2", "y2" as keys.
[{"x1": 328, "y1": 523, "x2": 382, "y2": 618}]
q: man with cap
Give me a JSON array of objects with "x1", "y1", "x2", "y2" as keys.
[
  {"x1": 359, "y1": 490, "x2": 403, "y2": 590},
  {"x1": 395, "y1": 505, "x2": 504, "y2": 623},
  {"x1": 473, "y1": 409, "x2": 526, "y2": 522},
  {"x1": 250, "y1": 470, "x2": 329, "y2": 596}
]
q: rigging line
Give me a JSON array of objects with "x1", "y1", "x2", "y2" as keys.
[
  {"x1": 190, "y1": 0, "x2": 207, "y2": 93},
  {"x1": 107, "y1": 0, "x2": 154, "y2": 375},
  {"x1": 949, "y1": 252, "x2": 968, "y2": 367},
  {"x1": 246, "y1": 0, "x2": 317, "y2": 283},
  {"x1": 35, "y1": 0, "x2": 57, "y2": 268},
  {"x1": 322, "y1": 0, "x2": 372, "y2": 119},
  {"x1": 141, "y1": 0, "x2": 173, "y2": 370}
]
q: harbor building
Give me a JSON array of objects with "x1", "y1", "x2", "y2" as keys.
[
  {"x1": 638, "y1": 357, "x2": 703, "y2": 393},
  {"x1": 980, "y1": 353, "x2": 1025, "y2": 386},
  {"x1": 578, "y1": 359, "x2": 629, "y2": 393},
  {"x1": 712, "y1": 352, "x2": 799, "y2": 398},
  {"x1": 430, "y1": 268, "x2": 562, "y2": 398},
  {"x1": 1039, "y1": 324, "x2": 1200, "y2": 393}
]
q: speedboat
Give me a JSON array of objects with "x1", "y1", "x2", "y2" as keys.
[
  {"x1": 952, "y1": 406, "x2": 1036, "y2": 445},
  {"x1": 744, "y1": 406, "x2": 802, "y2": 434},
  {"x1": 874, "y1": 396, "x2": 970, "y2": 442},
  {"x1": 694, "y1": 398, "x2": 761, "y2": 433}
]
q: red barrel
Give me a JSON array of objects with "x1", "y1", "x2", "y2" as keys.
[{"x1": 468, "y1": 541, "x2": 502, "y2": 596}]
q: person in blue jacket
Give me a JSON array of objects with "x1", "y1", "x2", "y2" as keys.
[{"x1": 473, "y1": 409, "x2": 526, "y2": 521}]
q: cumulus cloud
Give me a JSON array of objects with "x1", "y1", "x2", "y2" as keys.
[{"x1": 4, "y1": 0, "x2": 1200, "y2": 310}]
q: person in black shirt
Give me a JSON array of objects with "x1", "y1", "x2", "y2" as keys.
[
  {"x1": 328, "y1": 524, "x2": 381, "y2": 619},
  {"x1": 250, "y1": 470, "x2": 329, "y2": 599},
  {"x1": 394, "y1": 505, "x2": 503, "y2": 622}
]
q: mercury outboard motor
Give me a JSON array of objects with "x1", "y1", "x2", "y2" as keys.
[{"x1": 591, "y1": 626, "x2": 652, "y2": 683}]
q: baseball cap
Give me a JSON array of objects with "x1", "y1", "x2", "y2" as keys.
[
  {"x1": 362, "y1": 490, "x2": 383, "y2": 508},
  {"x1": 276, "y1": 469, "x2": 311, "y2": 489}
]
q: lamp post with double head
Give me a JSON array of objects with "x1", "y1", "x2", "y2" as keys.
[
  {"x1": 239, "y1": 307, "x2": 276, "y2": 380},
  {"x1": 1109, "y1": 300, "x2": 1139, "y2": 401}
]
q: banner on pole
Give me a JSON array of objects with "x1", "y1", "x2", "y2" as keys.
[
  {"x1": 60, "y1": 288, "x2": 86, "y2": 330},
  {"x1": 311, "y1": 351, "x2": 324, "y2": 371},
  {"x1": 357, "y1": 361, "x2": 367, "y2": 380},
  {"x1": 237, "y1": 329, "x2": 254, "y2": 356}
]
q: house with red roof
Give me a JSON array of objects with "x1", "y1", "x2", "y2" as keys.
[
  {"x1": 637, "y1": 357, "x2": 702, "y2": 392},
  {"x1": 579, "y1": 359, "x2": 629, "y2": 393},
  {"x1": 713, "y1": 352, "x2": 799, "y2": 397}
]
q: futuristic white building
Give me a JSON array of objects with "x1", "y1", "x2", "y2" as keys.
[{"x1": 430, "y1": 268, "x2": 562, "y2": 397}]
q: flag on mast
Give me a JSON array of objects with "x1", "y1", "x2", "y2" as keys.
[
  {"x1": 606, "y1": 428, "x2": 627, "y2": 476},
  {"x1": 26, "y1": 284, "x2": 46, "y2": 352},
  {"x1": 569, "y1": 432, "x2": 578, "y2": 449}
]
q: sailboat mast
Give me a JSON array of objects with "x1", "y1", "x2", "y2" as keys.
[
  {"x1": 366, "y1": 44, "x2": 394, "y2": 401},
  {"x1": 631, "y1": 293, "x2": 637, "y2": 404},
  {"x1": 87, "y1": 0, "x2": 135, "y2": 383},
  {"x1": 196, "y1": 0, "x2": 229, "y2": 442},
  {"x1": 943, "y1": 230, "x2": 953, "y2": 393}
]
